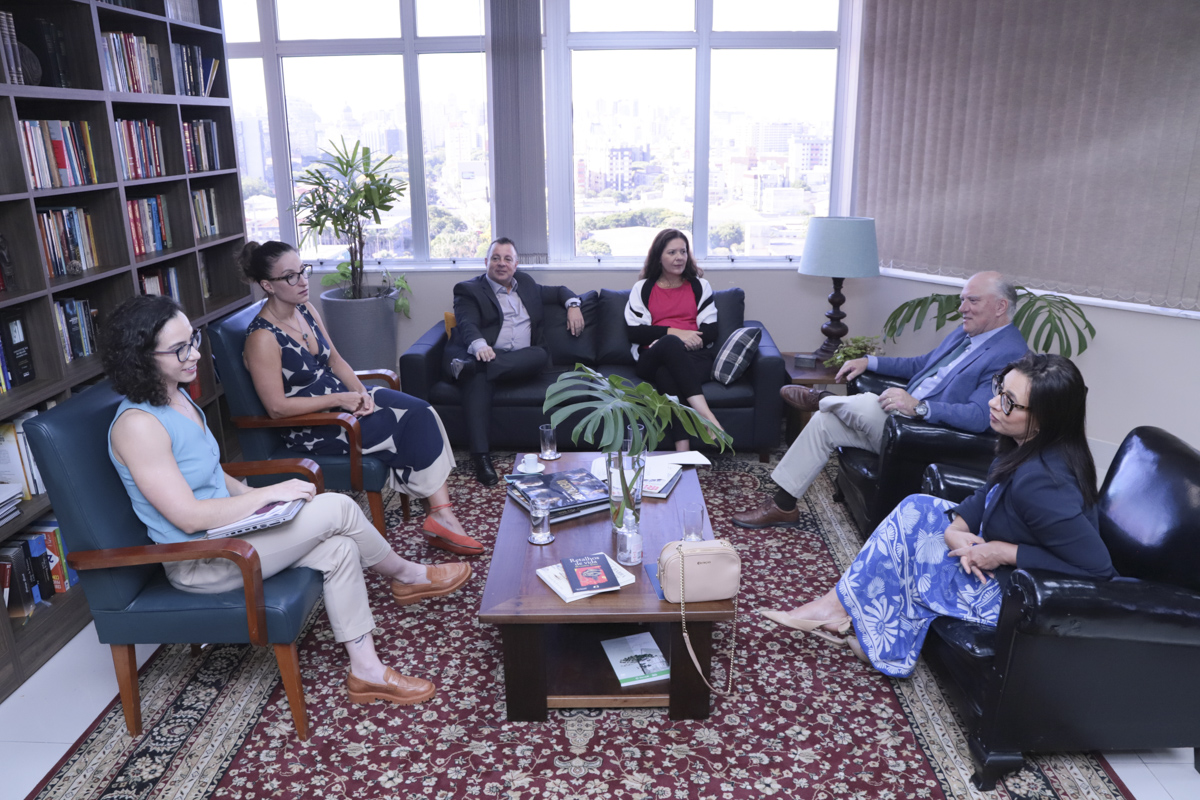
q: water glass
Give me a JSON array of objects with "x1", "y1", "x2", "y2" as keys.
[
  {"x1": 528, "y1": 499, "x2": 553, "y2": 545},
  {"x1": 682, "y1": 502, "x2": 705, "y2": 542},
  {"x1": 539, "y1": 424, "x2": 559, "y2": 459}
]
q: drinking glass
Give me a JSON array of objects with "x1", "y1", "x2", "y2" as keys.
[
  {"x1": 682, "y1": 502, "x2": 705, "y2": 542},
  {"x1": 539, "y1": 424, "x2": 559, "y2": 459},
  {"x1": 528, "y1": 498, "x2": 554, "y2": 545}
]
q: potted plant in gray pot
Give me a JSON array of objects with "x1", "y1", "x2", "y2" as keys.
[
  {"x1": 293, "y1": 137, "x2": 413, "y2": 370},
  {"x1": 543, "y1": 366, "x2": 732, "y2": 538}
]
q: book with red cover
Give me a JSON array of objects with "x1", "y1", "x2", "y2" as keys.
[{"x1": 561, "y1": 553, "x2": 620, "y2": 595}]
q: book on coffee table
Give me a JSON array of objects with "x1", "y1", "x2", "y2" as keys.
[
  {"x1": 535, "y1": 553, "x2": 635, "y2": 603},
  {"x1": 507, "y1": 467, "x2": 609, "y2": 523},
  {"x1": 601, "y1": 631, "x2": 669, "y2": 686}
]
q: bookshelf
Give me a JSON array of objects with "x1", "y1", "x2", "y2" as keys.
[{"x1": 0, "y1": 0, "x2": 251, "y2": 704}]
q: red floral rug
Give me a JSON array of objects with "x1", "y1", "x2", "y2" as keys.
[{"x1": 29, "y1": 453, "x2": 1128, "y2": 800}]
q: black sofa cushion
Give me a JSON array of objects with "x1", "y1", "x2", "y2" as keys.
[
  {"x1": 543, "y1": 290, "x2": 599, "y2": 366},
  {"x1": 712, "y1": 288, "x2": 746, "y2": 348},
  {"x1": 596, "y1": 289, "x2": 636, "y2": 365}
]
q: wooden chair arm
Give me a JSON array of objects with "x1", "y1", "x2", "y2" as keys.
[
  {"x1": 356, "y1": 369, "x2": 399, "y2": 389},
  {"x1": 67, "y1": 539, "x2": 268, "y2": 646},
  {"x1": 223, "y1": 458, "x2": 325, "y2": 494},
  {"x1": 231, "y1": 412, "x2": 363, "y2": 489}
]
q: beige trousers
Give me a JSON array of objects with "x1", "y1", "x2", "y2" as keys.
[
  {"x1": 164, "y1": 493, "x2": 392, "y2": 643},
  {"x1": 771, "y1": 392, "x2": 891, "y2": 500}
]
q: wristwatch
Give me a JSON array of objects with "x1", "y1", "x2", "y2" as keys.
[
  {"x1": 914, "y1": 401, "x2": 929, "y2": 418},
  {"x1": 565, "y1": 297, "x2": 581, "y2": 308}
]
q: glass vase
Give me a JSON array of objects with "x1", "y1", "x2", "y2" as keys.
[{"x1": 605, "y1": 450, "x2": 645, "y2": 534}]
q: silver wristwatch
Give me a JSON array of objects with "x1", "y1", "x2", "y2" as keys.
[{"x1": 915, "y1": 401, "x2": 929, "y2": 418}]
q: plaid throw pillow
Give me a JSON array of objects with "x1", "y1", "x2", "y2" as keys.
[{"x1": 711, "y1": 327, "x2": 761, "y2": 385}]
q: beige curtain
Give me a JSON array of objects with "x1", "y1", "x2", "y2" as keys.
[{"x1": 855, "y1": 0, "x2": 1200, "y2": 309}]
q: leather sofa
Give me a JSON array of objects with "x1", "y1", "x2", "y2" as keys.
[
  {"x1": 919, "y1": 426, "x2": 1200, "y2": 789},
  {"x1": 400, "y1": 287, "x2": 788, "y2": 458},
  {"x1": 833, "y1": 371, "x2": 998, "y2": 534}
]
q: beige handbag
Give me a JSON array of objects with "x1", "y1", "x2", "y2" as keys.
[{"x1": 656, "y1": 539, "x2": 741, "y2": 697}]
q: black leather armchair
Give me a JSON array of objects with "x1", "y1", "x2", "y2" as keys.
[
  {"x1": 833, "y1": 372, "x2": 997, "y2": 533},
  {"x1": 918, "y1": 426, "x2": 1200, "y2": 789}
]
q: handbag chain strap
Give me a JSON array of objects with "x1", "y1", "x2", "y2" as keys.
[{"x1": 677, "y1": 543, "x2": 738, "y2": 698}]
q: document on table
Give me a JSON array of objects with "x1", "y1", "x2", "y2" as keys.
[{"x1": 589, "y1": 452, "x2": 710, "y2": 499}]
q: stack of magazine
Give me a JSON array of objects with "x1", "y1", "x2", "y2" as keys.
[{"x1": 506, "y1": 468, "x2": 608, "y2": 523}]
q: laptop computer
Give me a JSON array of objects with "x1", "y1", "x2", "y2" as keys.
[{"x1": 205, "y1": 499, "x2": 306, "y2": 539}]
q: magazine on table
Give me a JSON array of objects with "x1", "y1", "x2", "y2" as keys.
[
  {"x1": 601, "y1": 631, "x2": 669, "y2": 686},
  {"x1": 590, "y1": 452, "x2": 710, "y2": 499},
  {"x1": 535, "y1": 553, "x2": 636, "y2": 603}
]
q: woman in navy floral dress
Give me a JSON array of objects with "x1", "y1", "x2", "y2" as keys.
[
  {"x1": 759, "y1": 353, "x2": 1114, "y2": 675},
  {"x1": 240, "y1": 241, "x2": 483, "y2": 555}
]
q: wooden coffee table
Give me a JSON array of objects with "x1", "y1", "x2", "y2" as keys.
[{"x1": 478, "y1": 452, "x2": 735, "y2": 721}]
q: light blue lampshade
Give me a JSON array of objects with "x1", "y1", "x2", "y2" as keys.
[{"x1": 798, "y1": 217, "x2": 880, "y2": 279}]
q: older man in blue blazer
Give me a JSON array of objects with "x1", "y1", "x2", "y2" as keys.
[{"x1": 734, "y1": 271, "x2": 1029, "y2": 528}]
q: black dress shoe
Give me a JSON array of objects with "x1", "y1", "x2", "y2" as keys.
[{"x1": 470, "y1": 453, "x2": 498, "y2": 486}]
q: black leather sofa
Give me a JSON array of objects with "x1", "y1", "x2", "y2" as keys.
[
  {"x1": 833, "y1": 371, "x2": 998, "y2": 534},
  {"x1": 919, "y1": 426, "x2": 1200, "y2": 789},
  {"x1": 399, "y1": 287, "x2": 788, "y2": 458}
]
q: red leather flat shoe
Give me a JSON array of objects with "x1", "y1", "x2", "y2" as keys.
[{"x1": 422, "y1": 504, "x2": 484, "y2": 556}]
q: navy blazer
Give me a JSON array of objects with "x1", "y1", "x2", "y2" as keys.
[
  {"x1": 445, "y1": 271, "x2": 575, "y2": 363},
  {"x1": 952, "y1": 448, "x2": 1116, "y2": 580},
  {"x1": 873, "y1": 323, "x2": 1028, "y2": 432}
]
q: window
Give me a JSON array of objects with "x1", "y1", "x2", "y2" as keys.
[{"x1": 227, "y1": 59, "x2": 276, "y2": 243}]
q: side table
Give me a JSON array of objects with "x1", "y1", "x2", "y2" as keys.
[{"x1": 781, "y1": 355, "x2": 839, "y2": 443}]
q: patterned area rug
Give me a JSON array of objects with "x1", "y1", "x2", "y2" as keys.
[{"x1": 30, "y1": 452, "x2": 1128, "y2": 800}]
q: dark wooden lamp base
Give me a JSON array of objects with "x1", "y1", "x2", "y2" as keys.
[{"x1": 801, "y1": 276, "x2": 848, "y2": 364}]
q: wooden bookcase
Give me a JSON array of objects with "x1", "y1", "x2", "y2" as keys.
[{"x1": 0, "y1": 0, "x2": 251, "y2": 703}]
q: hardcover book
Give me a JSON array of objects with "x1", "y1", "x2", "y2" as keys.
[
  {"x1": 507, "y1": 468, "x2": 608, "y2": 511},
  {"x1": 561, "y1": 553, "x2": 619, "y2": 595},
  {"x1": 534, "y1": 553, "x2": 635, "y2": 603},
  {"x1": 0, "y1": 541, "x2": 41, "y2": 618},
  {"x1": 0, "y1": 312, "x2": 35, "y2": 387},
  {"x1": 13, "y1": 531, "x2": 54, "y2": 599}
]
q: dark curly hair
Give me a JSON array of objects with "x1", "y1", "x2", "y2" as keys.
[
  {"x1": 639, "y1": 228, "x2": 702, "y2": 283},
  {"x1": 238, "y1": 240, "x2": 296, "y2": 284},
  {"x1": 100, "y1": 294, "x2": 184, "y2": 406}
]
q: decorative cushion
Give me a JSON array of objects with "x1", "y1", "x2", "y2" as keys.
[
  {"x1": 595, "y1": 288, "x2": 636, "y2": 365},
  {"x1": 710, "y1": 326, "x2": 761, "y2": 385},
  {"x1": 543, "y1": 290, "x2": 599, "y2": 366}
]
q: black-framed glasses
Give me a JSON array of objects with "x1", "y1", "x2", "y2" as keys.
[
  {"x1": 991, "y1": 373, "x2": 1029, "y2": 416},
  {"x1": 266, "y1": 264, "x2": 313, "y2": 285},
  {"x1": 153, "y1": 329, "x2": 202, "y2": 362}
]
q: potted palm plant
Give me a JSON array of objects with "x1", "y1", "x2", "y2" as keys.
[
  {"x1": 292, "y1": 137, "x2": 412, "y2": 369},
  {"x1": 883, "y1": 287, "x2": 1096, "y2": 356},
  {"x1": 544, "y1": 366, "x2": 732, "y2": 534}
]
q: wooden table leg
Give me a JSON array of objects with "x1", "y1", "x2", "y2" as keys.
[
  {"x1": 500, "y1": 624, "x2": 547, "y2": 721},
  {"x1": 667, "y1": 620, "x2": 713, "y2": 720}
]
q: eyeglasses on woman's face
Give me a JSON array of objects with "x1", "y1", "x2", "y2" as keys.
[
  {"x1": 266, "y1": 264, "x2": 313, "y2": 286},
  {"x1": 991, "y1": 373, "x2": 1030, "y2": 416},
  {"x1": 153, "y1": 329, "x2": 202, "y2": 363}
]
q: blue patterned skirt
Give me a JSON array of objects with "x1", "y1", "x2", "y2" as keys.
[{"x1": 836, "y1": 494, "x2": 1003, "y2": 677}]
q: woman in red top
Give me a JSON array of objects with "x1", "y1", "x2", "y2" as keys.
[{"x1": 624, "y1": 229, "x2": 724, "y2": 450}]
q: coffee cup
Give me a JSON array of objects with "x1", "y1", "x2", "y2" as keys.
[{"x1": 522, "y1": 453, "x2": 539, "y2": 471}]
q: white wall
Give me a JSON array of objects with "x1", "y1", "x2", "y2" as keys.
[{"x1": 315, "y1": 266, "x2": 1200, "y2": 475}]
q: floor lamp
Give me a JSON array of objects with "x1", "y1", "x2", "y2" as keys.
[{"x1": 796, "y1": 216, "x2": 880, "y2": 366}]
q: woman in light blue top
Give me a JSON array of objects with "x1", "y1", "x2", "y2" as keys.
[{"x1": 103, "y1": 295, "x2": 471, "y2": 706}]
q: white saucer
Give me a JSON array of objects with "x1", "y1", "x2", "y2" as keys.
[{"x1": 516, "y1": 463, "x2": 546, "y2": 474}]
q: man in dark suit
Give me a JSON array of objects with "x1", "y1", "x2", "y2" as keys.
[
  {"x1": 734, "y1": 271, "x2": 1029, "y2": 528},
  {"x1": 445, "y1": 237, "x2": 584, "y2": 485}
]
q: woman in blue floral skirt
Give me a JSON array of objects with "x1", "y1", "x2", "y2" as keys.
[{"x1": 759, "y1": 353, "x2": 1115, "y2": 676}]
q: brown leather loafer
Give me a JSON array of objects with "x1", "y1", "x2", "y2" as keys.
[
  {"x1": 391, "y1": 563, "x2": 472, "y2": 606},
  {"x1": 346, "y1": 667, "x2": 436, "y2": 705},
  {"x1": 780, "y1": 385, "x2": 832, "y2": 412},
  {"x1": 732, "y1": 496, "x2": 800, "y2": 529}
]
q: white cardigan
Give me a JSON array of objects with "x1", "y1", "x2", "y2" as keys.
[{"x1": 624, "y1": 277, "x2": 718, "y2": 361}]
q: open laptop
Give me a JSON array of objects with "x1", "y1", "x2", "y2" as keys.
[{"x1": 205, "y1": 499, "x2": 306, "y2": 539}]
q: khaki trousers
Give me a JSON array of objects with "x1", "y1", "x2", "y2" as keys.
[
  {"x1": 164, "y1": 493, "x2": 391, "y2": 643},
  {"x1": 771, "y1": 392, "x2": 891, "y2": 501}
]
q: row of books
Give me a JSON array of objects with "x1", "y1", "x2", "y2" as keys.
[
  {"x1": 140, "y1": 265, "x2": 181, "y2": 302},
  {"x1": 115, "y1": 118, "x2": 167, "y2": 180},
  {"x1": 0, "y1": 413, "x2": 42, "y2": 499},
  {"x1": 198, "y1": 250, "x2": 212, "y2": 298},
  {"x1": 18, "y1": 119, "x2": 100, "y2": 190},
  {"x1": 0, "y1": 316, "x2": 36, "y2": 395},
  {"x1": 126, "y1": 194, "x2": 175, "y2": 257},
  {"x1": 183, "y1": 118, "x2": 221, "y2": 172},
  {"x1": 191, "y1": 187, "x2": 220, "y2": 239},
  {"x1": 165, "y1": 0, "x2": 204, "y2": 25},
  {"x1": 2, "y1": 514, "x2": 79, "y2": 620},
  {"x1": 101, "y1": 31, "x2": 165, "y2": 94},
  {"x1": 2, "y1": 16, "x2": 71, "y2": 89},
  {"x1": 37, "y1": 206, "x2": 99, "y2": 278},
  {"x1": 172, "y1": 42, "x2": 219, "y2": 97},
  {"x1": 52, "y1": 297, "x2": 98, "y2": 363}
]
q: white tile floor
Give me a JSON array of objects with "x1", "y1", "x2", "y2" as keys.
[{"x1": 0, "y1": 623, "x2": 1196, "y2": 800}]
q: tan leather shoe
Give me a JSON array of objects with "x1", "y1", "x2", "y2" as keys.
[
  {"x1": 392, "y1": 563, "x2": 472, "y2": 606},
  {"x1": 732, "y1": 496, "x2": 800, "y2": 529},
  {"x1": 346, "y1": 667, "x2": 436, "y2": 705},
  {"x1": 780, "y1": 385, "x2": 832, "y2": 412}
]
